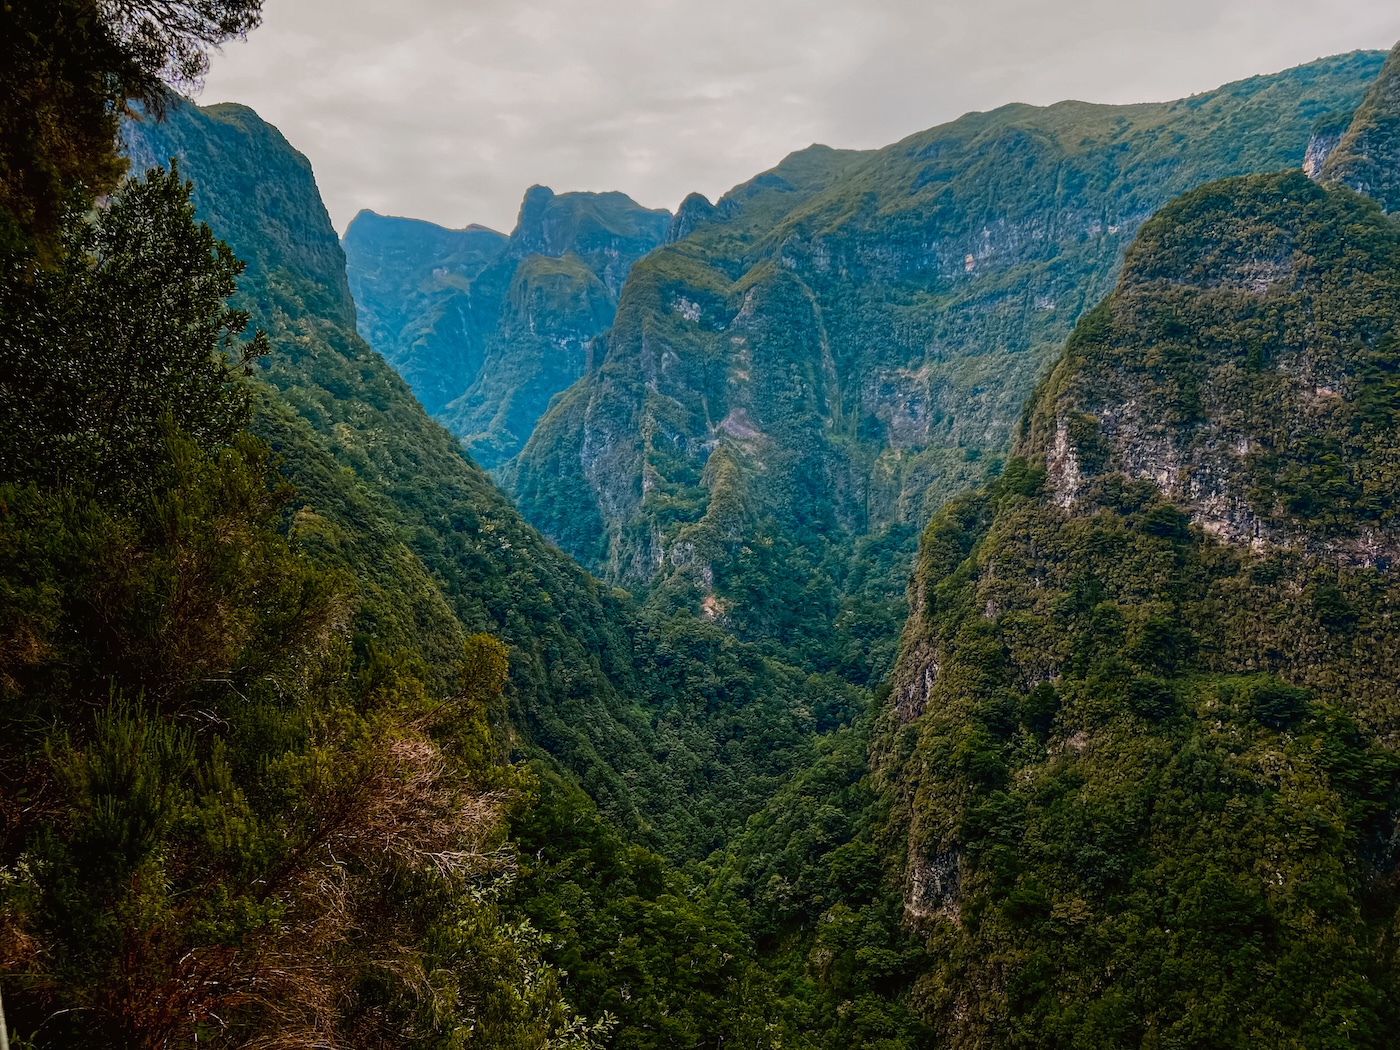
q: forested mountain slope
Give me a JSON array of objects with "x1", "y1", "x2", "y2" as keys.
[
  {"x1": 879, "y1": 41, "x2": 1400, "y2": 1045},
  {"x1": 1322, "y1": 41, "x2": 1400, "y2": 212},
  {"x1": 340, "y1": 211, "x2": 509, "y2": 416},
  {"x1": 109, "y1": 97, "x2": 921, "y2": 1047},
  {"x1": 11, "y1": 17, "x2": 1400, "y2": 1046},
  {"x1": 343, "y1": 187, "x2": 669, "y2": 467},
  {"x1": 503, "y1": 51, "x2": 1385, "y2": 683}
]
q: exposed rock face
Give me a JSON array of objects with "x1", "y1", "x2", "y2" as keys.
[
  {"x1": 878, "y1": 151, "x2": 1400, "y2": 1044},
  {"x1": 343, "y1": 188, "x2": 669, "y2": 467},
  {"x1": 1322, "y1": 40, "x2": 1400, "y2": 211},
  {"x1": 1303, "y1": 130, "x2": 1344, "y2": 178},
  {"x1": 1026, "y1": 170, "x2": 1400, "y2": 566},
  {"x1": 511, "y1": 53, "x2": 1385, "y2": 617},
  {"x1": 905, "y1": 848, "x2": 961, "y2": 923}
]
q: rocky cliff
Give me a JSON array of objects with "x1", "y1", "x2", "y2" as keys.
[
  {"x1": 879, "y1": 48, "x2": 1400, "y2": 1043},
  {"x1": 507, "y1": 51, "x2": 1387, "y2": 679},
  {"x1": 343, "y1": 186, "x2": 670, "y2": 466}
]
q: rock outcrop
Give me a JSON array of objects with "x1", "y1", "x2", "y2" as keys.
[{"x1": 1322, "y1": 40, "x2": 1400, "y2": 211}]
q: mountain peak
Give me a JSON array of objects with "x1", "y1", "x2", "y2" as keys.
[
  {"x1": 507, "y1": 185, "x2": 670, "y2": 260},
  {"x1": 667, "y1": 191, "x2": 716, "y2": 243},
  {"x1": 1321, "y1": 39, "x2": 1400, "y2": 210}
]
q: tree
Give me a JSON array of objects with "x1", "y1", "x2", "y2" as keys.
[
  {"x1": 0, "y1": 0, "x2": 263, "y2": 254},
  {"x1": 0, "y1": 163, "x2": 266, "y2": 498}
]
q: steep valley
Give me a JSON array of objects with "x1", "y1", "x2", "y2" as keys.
[
  {"x1": 6, "y1": 17, "x2": 1400, "y2": 1049},
  {"x1": 351, "y1": 50, "x2": 1388, "y2": 686}
]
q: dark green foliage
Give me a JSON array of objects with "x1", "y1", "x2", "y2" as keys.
[
  {"x1": 0, "y1": 165, "x2": 265, "y2": 498},
  {"x1": 0, "y1": 0, "x2": 261, "y2": 256},
  {"x1": 0, "y1": 166, "x2": 596, "y2": 1048},
  {"x1": 882, "y1": 165, "x2": 1400, "y2": 1047},
  {"x1": 0, "y1": 0, "x2": 132, "y2": 254},
  {"x1": 708, "y1": 713, "x2": 934, "y2": 1049},
  {"x1": 1246, "y1": 678, "x2": 1311, "y2": 728},
  {"x1": 1125, "y1": 676, "x2": 1179, "y2": 720},
  {"x1": 508, "y1": 767, "x2": 769, "y2": 1050},
  {"x1": 110, "y1": 94, "x2": 912, "y2": 1048}
]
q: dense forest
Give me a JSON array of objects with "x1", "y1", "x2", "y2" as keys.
[{"x1": 3, "y1": 3, "x2": 1400, "y2": 1048}]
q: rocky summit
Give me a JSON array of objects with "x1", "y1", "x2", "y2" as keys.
[{"x1": 343, "y1": 186, "x2": 670, "y2": 467}]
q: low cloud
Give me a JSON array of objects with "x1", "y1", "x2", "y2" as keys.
[{"x1": 199, "y1": 0, "x2": 1400, "y2": 233}]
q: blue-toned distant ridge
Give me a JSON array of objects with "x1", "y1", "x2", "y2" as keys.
[{"x1": 342, "y1": 187, "x2": 670, "y2": 468}]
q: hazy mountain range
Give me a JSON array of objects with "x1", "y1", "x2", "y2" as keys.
[{"x1": 11, "y1": 31, "x2": 1400, "y2": 1048}]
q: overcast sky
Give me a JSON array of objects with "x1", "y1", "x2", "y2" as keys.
[{"x1": 198, "y1": 1, "x2": 1400, "y2": 234}]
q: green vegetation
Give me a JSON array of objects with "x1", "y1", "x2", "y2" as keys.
[
  {"x1": 511, "y1": 49, "x2": 1387, "y2": 688},
  {"x1": 0, "y1": 0, "x2": 262, "y2": 257},
  {"x1": 11, "y1": 85, "x2": 913, "y2": 1047},
  {"x1": 1323, "y1": 40, "x2": 1400, "y2": 212},
  {"x1": 0, "y1": 31, "x2": 905, "y2": 1040},
  {"x1": 0, "y1": 166, "x2": 593, "y2": 1048},
  {"x1": 880, "y1": 150, "x2": 1400, "y2": 1044},
  {"x1": 8, "y1": 14, "x2": 1400, "y2": 1049}
]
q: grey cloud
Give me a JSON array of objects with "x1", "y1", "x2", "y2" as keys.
[{"x1": 198, "y1": 0, "x2": 1400, "y2": 233}]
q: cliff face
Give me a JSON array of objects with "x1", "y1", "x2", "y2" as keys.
[
  {"x1": 1322, "y1": 40, "x2": 1400, "y2": 211},
  {"x1": 343, "y1": 187, "x2": 669, "y2": 466},
  {"x1": 1028, "y1": 170, "x2": 1400, "y2": 563},
  {"x1": 507, "y1": 53, "x2": 1386, "y2": 670},
  {"x1": 879, "y1": 156, "x2": 1400, "y2": 1045},
  {"x1": 341, "y1": 211, "x2": 507, "y2": 415}
]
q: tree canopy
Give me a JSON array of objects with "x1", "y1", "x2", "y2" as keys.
[{"x1": 0, "y1": 0, "x2": 262, "y2": 254}]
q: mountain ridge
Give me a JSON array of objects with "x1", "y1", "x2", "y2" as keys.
[
  {"x1": 494, "y1": 49, "x2": 1388, "y2": 683},
  {"x1": 343, "y1": 184, "x2": 670, "y2": 466},
  {"x1": 877, "y1": 42, "x2": 1400, "y2": 1042}
]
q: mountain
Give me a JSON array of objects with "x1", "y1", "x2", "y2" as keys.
[
  {"x1": 339, "y1": 210, "x2": 509, "y2": 415},
  {"x1": 1322, "y1": 41, "x2": 1400, "y2": 211},
  {"x1": 16, "y1": 30, "x2": 1400, "y2": 1049},
  {"x1": 116, "y1": 97, "x2": 908, "y2": 1046},
  {"x1": 501, "y1": 51, "x2": 1386, "y2": 682},
  {"x1": 878, "y1": 43, "x2": 1400, "y2": 1045},
  {"x1": 342, "y1": 186, "x2": 670, "y2": 466}
]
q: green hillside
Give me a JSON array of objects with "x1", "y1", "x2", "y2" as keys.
[
  {"x1": 878, "y1": 50, "x2": 1400, "y2": 1040},
  {"x1": 1323, "y1": 41, "x2": 1400, "y2": 212},
  {"x1": 509, "y1": 50, "x2": 1387, "y2": 685}
]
